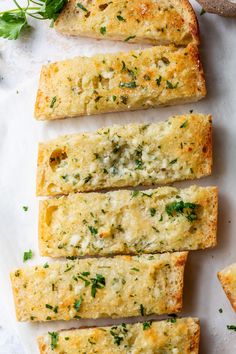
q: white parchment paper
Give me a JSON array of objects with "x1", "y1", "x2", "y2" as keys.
[{"x1": 0, "y1": 1, "x2": 236, "y2": 353}]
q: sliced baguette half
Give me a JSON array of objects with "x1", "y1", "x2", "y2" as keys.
[
  {"x1": 55, "y1": 0, "x2": 199, "y2": 46},
  {"x1": 36, "y1": 114, "x2": 212, "y2": 196},
  {"x1": 38, "y1": 317, "x2": 200, "y2": 353},
  {"x1": 39, "y1": 185, "x2": 217, "y2": 257},
  {"x1": 34, "y1": 44, "x2": 206, "y2": 120},
  {"x1": 10, "y1": 252, "x2": 188, "y2": 322}
]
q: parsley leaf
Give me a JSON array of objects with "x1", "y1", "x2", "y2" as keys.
[
  {"x1": 0, "y1": 0, "x2": 68, "y2": 40},
  {"x1": 110, "y1": 324, "x2": 128, "y2": 346},
  {"x1": 117, "y1": 15, "x2": 125, "y2": 21},
  {"x1": 166, "y1": 80, "x2": 179, "y2": 89},
  {"x1": 22, "y1": 205, "x2": 28, "y2": 211},
  {"x1": 227, "y1": 325, "x2": 236, "y2": 331},
  {"x1": 0, "y1": 11, "x2": 28, "y2": 40},
  {"x1": 23, "y1": 249, "x2": 33, "y2": 262},
  {"x1": 91, "y1": 274, "x2": 106, "y2": 298},
  {"x1": 143, "y1": 321, "x2": 152, "y2": 330},
  {"x1": 48, "y1": 331, "x2": 59, "y2": 350},
  {"x1": 74, "y1": 296, "x2": 83, "y2": 311},
  {"x1": 100, "y1": 26, "x2": 106, "y2": 35},
  {"x1": 119, "y1": 81, "x2": 137, "y2": 88},
  {"x1": 165, "y1": 201, "x2": 199, "y2": 222},
  {"x1": 77, "y1": 2, "x2": 88, "y2": 12}
]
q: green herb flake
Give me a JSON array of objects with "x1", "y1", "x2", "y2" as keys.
[
  {"x1": 169, "y1": 158, "x2": 177, "y2": 165},
  {"x1": 88, "y1": 225, "x2": 98, "y2": 235},
  {"x1": 117, "y1": 15, "x2": 125, "y2": 21},
  {"x1": 143, "y1": 321, "x2": 152, "y2": 330},
  {"x1": 23, "y1": 249, "x2": 33, "y2": 262},
  {"x1": 110, "y1": 324, "x2": 128, "y2": 346},
  {"x1": 227, "y1": 325, "x2": 236, "y2": 331},
  {"x1": 131, "y1": 190, "x2": 139, "y2": 198},
  {"x1": 50, "y1": 96, "x2": 57, "y2": 108},
  {"x1": 100, "y1": 26, "x2": 106, "y2": 35},
  {"x1": 200, "y1": 8, "x2": 206, "y2": 16},
  {"x1": 119, "y1": 81, "x2": 137, "y2": 89},
  {"x1": 77, "y1": 2, "x2": 88, "y2": 11},
  {"x1": 48, "y1": 332, "x2": 59, "y2": 350},
  {"x1": 140, "y1": 304, "x2": 145, "y2": 316},
  {"x1": 74, "y1": 296, "x2": 83, "y2": 311},
  {"x1": 45, "y1": 304, "x2": 53, "y2": 310},
  {"x1": 180, "y1": 120, "x2": 188, "y2": 128},
  {"x1": 166, "y1": 80, "x2": 179, "y2": 89},
  {"x1": 219, "y1": 308, "x2": 223, "y2": 313},
  {"x1": 150, "y1": 208, "x2": 156, "y2": 217},
  {"x1": 131, "y1": 267, "x2": 139, "y2": 272},
  {"x1": 124, "y1": 35, "x2": 136, "y2": 42},
  {"x1": 43, "y1": 263, "x2": 49, "y2": 268},
  {"x1": 156, "y1": 76, "x2": 162, "y2": 86},
  {"x1": 91, "y1": 274, "x2": 106, "y2": 298},
  {"x1": 22, "y1": 206, "x2": 28, "y2": 212},
  {"x1": 112, "y1": 95, "x2": 117, "y2": 101}
]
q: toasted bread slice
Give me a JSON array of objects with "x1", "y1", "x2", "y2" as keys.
[
  {"x1": 218, "y1": 263, "x2": 236, "y2": 312},
  {"x1": 38, "y1": 317, "x2": 200, "y2": 353},
  {"x1": 34, "y1": 44, "x2": 206, "y2": 120},
  {"x1": 36, "y1": 114, "x2": 212, "y2": 196},
  {"x1": 39, "y1": 185, "x2": 217, "y2": 257},
  {"x1": 55, "y1": 0, "x2": 199, "y2": 46},
  {"x1": 10, "y1": 252, "x2": 187, "y2": 322}
]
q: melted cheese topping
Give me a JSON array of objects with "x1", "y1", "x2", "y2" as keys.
[
  {"x1": 10, "y1": 253, "x2": 187, "y2": 322},
  {"x1": 36, "y1": 114, "x2": 212, "y2": 196},
  {"x1": 39, "y1": 185, "x2": 217, "y2": 257}
]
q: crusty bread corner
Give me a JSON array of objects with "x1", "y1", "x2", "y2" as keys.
[
  {"x1": 218, "y1": 263, "x2": 236, "y2": 312},
  {"x1": 37, "y1": 317, "x2": 200, "y2": 354},
  {"x1": 55, "y1": 0, "x2": 200, "y2": 46}
]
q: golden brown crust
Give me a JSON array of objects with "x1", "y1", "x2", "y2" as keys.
[
  {"x1": 38, "y1": 186, "x2": 218, "y2": 257},
  {"x1": 55, "y1": 0, "x2": 200, "y2": 46},
  {"x1": 37, "y1": 317, "x2": 200, "y2": 354},
  {"x1": 34, "y1": 44, "x2": 206, "y2": 121},
  {"x1": 36, "y1": 114, "x2": 212, "y2": 196},
  {"x1": 10, "y1": 253, "x2": 188, "y2": 322},
  {"x1": 218, "y1": 263, "x2": 236, "y2": 312}
]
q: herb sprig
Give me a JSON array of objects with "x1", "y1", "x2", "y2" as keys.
[{"x1": 0, "y1": 0, "x2": 68, "y2": 40}]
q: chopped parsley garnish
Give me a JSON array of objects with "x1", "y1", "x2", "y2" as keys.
[
  {"x1": 110, "y1": 324, "x2": 128, "y2": 346},
  {"x1": 131, "y1": 190, "x2": 139, "y2": 198},
  {"x1": 140, "y1": 304, "x2": 145, "y2": 316},
  {"x1": 43, "y1": 263, "x2": 49, "y2": 268},
  {"x1": 166, "y1": 80, "x2": 179, "y2": 89},
  {"x1": 150, "y1": 208, "x2": 156, "y2": 217},
  {"x1": 50, "y1": 96, "x2": 57, "y2": 108},
  {"x1": 135, "y1": 159, "x2": 143, "y2": 170},
  {"x1": 100, "y1": 26, "x2": 106, "y2": 35},
  {"x1": 23, "y1": 249, "x2": 33, "y2": 262},
  {"x1": 167, "y1": 314, "x2": 177, "y2": 323},
  {"x1": 74, "y1": 296, "x2": 83, "y2": 311},
  {"x1": 91, "y1": 274, "x2": 106, "y2": 297},
  {"x1": 119, "y1": 81, "x2": 137, "y2": 88},
  {"x1": 219, "y1": 308, "x2": 223, "y2": 313},
  {"x1": 45, "y1": 304, "x2": 53, "y2": 310},
  {"x1": 117, "y1": 15, "x2": 125, "y2": 21},
  {"x1": 124, "y1": 35, "x2": 136, "y2": 42},
  {"x1": 131, "y1": 267, "x2": 139, "y2": 272},
  {"x1": 227, "y1": 325, "x2": 236, "y2": 331},
  {"x1": 22, "y1": 205, "x2": 28, "y2": 211},
  {"x1": 180, "y1": 120, "x2": 188, "y2": 128},
  {"x1": 84, "y1": 174, "x2": 92, "y2": 183},
  {"x1": 143, "y1": 321, "x2": 152, "y2": 330},
  {"x1": 156, "y1": 75, "x2": 162, "y2": 86},
  {"x1": 169, "y1": 158, "x2": 177, "y2": 165},
  {"x1": 200, "y1": 8, "x2": 206, "y2": 16},
  {"x1": 48, "y1": 331, "x2": 59, "y2": 350},
  {"x1": 77, "y1": 2, "x2": 88, "y2": 11},
  {"x1": 112, "y1": 95, "x2": 117, "y2": 101},
  {"x1": 144, "y1": 74, "x2": 151, "y2": 81},
  {"x1": 165, "y1": 201, "x2": 199, "y2": 222},
  {"x1": 88, "y1": 225, "x2": 98, "y2": 235}
]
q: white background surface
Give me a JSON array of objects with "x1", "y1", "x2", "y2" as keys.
[{"x1": 0, "y1": 1, "x2": 236, "y2": 353}]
